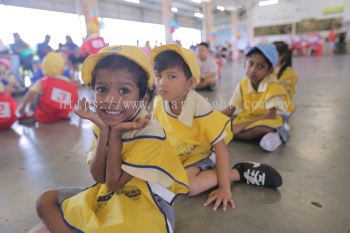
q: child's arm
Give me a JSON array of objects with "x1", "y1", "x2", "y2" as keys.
[
  {"x1": 232, "y1": 108, "x2": 277, "y2": 134},
  {"x1": 105, "y1": 130, "x2": 132, "y2": 192},
  {"x1": 221, "y1": 105, "x2": 236, "y2": 117},
  {"x1": 18, "y1": 90, "x2": 39, "y2": 115},
  {"x1": 204, "y1": 140, "x2": 234, "y2": 211},
  {"x1": 74, "y1": 97, "x2": 110, "y2": 183},
  {"x1": 106, "y1": 116, "x2": 150, "y2": 192}
]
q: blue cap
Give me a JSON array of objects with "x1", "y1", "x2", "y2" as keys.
[{"x1": 246, "y1": 43, "x2": 278, "y2": 68}]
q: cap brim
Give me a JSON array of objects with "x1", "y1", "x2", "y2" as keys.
[{"x1": 82, "y1": 50, "x2": 153, "y2": 88}]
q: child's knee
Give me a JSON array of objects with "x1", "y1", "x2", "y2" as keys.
[{"x1": 36, "y1": 189, "x2": 59, "y2": 217}]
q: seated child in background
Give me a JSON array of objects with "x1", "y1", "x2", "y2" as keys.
[
  {"x1": 0, "y1": 58, "x2": 22, "y2": 94},
  {"x1": 33, "y1": 46, "x2": 188, "y2": 233},
  {"x1": 31, "y1": 57, "x2": 71, "y2": 85},
  {"x1": 0, "y1": 82, "x2": 18, "y2": 129},
  {"x1": 17, "y1": 52, "x2": 78, "y2": 124},
  {"x1": 151, "y1": 44, "x2": 282, "y2": 212},
  {"x1": 222, "y1": 44, "x2": 295, "y2": 152},
  {"x1": 273, "y1": 41, "x2": 298, "y2": 99}
]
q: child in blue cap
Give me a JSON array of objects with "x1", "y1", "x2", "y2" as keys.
[{"x1": 222, "y1": 43, "x2": 295, "y2": 152}]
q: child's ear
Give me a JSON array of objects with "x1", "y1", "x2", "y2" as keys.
[{"x1": 187, "y1": 77, "x2": 197, "y2": 89}]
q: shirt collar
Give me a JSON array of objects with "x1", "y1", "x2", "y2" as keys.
[
  {"x1": 163, "y1": 89, "x2": 211, "y2": 127},
  {"x1": 246, "y1": 74, "x2": 277, "y2": 94}
]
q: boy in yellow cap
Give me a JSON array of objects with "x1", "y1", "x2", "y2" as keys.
[
  {"x1": 17, "y1": 52, "x2": 78, "y2": 124},
  {"x1": 33, "y1": 45, "x2": 188, "y2": 233},
  {"x1": 151, "y1": 44, "x2": 282, "y2": 212}
]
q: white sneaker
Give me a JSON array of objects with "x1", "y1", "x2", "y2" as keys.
[{"x1": 259, "y1": 132, "x2": 282, "y2": 152}]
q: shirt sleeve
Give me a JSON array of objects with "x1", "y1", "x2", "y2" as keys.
[{"x1": 229, "y1": 84, "x2": 243, "y2": 109}]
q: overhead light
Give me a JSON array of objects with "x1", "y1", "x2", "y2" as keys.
[
  {"x1": 171, "y1": 7, "x2": 178, "y2": 13},
  {"x1": 191, "y1": 0, "x2": 202, "y2": 4},
  {"x1": 194, "y1": 12, "x2": 204, "y2": 18},
  {"x1": 124, "y1": 0, "x2": 140, "y2": 3},
  {"x1": 258, "y1": 0, "x2": 278, "y2": 7}
]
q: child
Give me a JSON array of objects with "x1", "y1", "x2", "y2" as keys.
[
  {"x1": 0, "y1": 82, "x2": 18, "y2": 129},
  {"x1": 273, "y1": 41, "x2": 298, "y2": 99},
  {"x1": 17, "y1": 52, "x2": 78, "y2": 124},
  {"x1": 0, "y1": 58, "x2": 22, "y2": 94},
  {"x1": 222, "y1": 44, "x2": 295, "y2": 152},
  {"x1": 151, "y1": 44, "x2": 282, "y2": 212},
  {"x1": 34, "y1": 45, "x2": 189, "y2": 233}
]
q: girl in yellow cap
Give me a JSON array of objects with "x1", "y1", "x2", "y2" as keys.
[
  {"x1": 151, "y1": 44, "x2": 283, "y2": 212},
  {"x1": 273, "y1": 41, "x2": 298, "y2": 99},
  {"x1": 222, "y1": 44, "x2": 295, "y2": 152},
  {"x1": 34, "y1": 46, "x2": 188, "y2": 233}
]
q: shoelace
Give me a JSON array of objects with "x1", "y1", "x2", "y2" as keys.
[{"x1": 243, "y1": 169, "x2": 266, "y2": 186}]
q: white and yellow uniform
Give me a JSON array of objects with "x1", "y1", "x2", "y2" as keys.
[
  {"x1": 274, "y1": 66, "x2": 298, "y2": 99},
  {"x1": 230, "y1": 75, "x2": 295, "y2": 130},
  {"x1": 60, "y1": 110, "x2": 189, "y2": 233},
  {"x1": 153, "y1": 90, "x2": 233, "y2": 167}
]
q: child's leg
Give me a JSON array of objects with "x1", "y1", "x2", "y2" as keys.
[
  {"x1": 234, "y1": 126, "x2": 274, "y2": 141},
  {"x1": 36, "y1": 189, "x2": 75, "y2": 233},
  {"x1": 186, "y1": 167, "x2": 240, "y2": 196}
]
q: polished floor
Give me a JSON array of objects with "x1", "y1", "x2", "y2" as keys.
[{"x1": 1, "y1": 55, "x2": 350, "y2": 233}]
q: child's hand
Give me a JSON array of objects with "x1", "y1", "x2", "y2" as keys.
[
  {"x1": 204, "y1": 188, "x2": 235, "y2": 211},
  {"x1": 111, "y1": 115, "x2": 150, "y2": 134},
  {"x1": 74, "y1": 97, "x2": 107, "y2": 129}
]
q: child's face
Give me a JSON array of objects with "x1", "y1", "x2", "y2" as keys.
[
  {"x1": 155, "y1": 66, "x2": 192, "y2": 102},
  {"x1": 94, "y1": 68, "x2": 141, "y2": 126},
  {"x1": 197, "y1": 46, "x2": 209, "y2": 61},
  {"x1": 245, "y1": 53, "x2": 273, "y2": 85}
]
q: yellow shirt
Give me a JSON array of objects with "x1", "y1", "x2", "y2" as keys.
[
  {"x1": 153, "y1": 90, "x2": 233, "y2": 167},
  {"x1": 230, "y1": 75, "x2": 295, "y2": 130},
  {"x1": 61, "y1": 109, "x2": 188, "y2": 233},
  {"x1": 275, "y1": 66, "x2": 298, "y2": 98}
]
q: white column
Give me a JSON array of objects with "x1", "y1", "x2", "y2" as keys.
[
  {"x1": 162, "y1": 0, "x2": 172, "y2": 44},
  {"x1": 245, "y1": 4, "x2": 255, "y2": 46},
  {"x1": 203, "y1": 1, "x2": 214, "y2": 44},
  {"x1": 230, "y1": 10, "x2": 239, "y2": 58},
  {"x1": 80, "y1": 0, "x2": 99, "y2": 29}
]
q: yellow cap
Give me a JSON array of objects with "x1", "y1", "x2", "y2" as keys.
[
  {"x1": 82, "y1": 45, "x2": 154, "y2": 88},
  {"x1": 42, "y1": 52, "x2": 65, "y2": 77},
  {"x1": 150, "y1": 44, "x2": 200, "y2": 83}
]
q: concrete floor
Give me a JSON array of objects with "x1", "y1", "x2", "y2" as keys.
[{"x1": 1, "y1": 55, "x2": 350, "y2": 233}]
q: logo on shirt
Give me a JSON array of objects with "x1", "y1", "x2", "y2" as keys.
[{"x1": 0, "y1": 102, "x2": 11, "y2": 118}]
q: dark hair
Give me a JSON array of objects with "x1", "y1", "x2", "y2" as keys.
[
  {"x1": 246, "y1": 49, "x2": 273, "y2": 69},
  {"x1": 91, "y1": 55, "x2": 148, "y2": 99},
  {"x1": 198, "y1": 42, "x2": 210, "y2": 49},
  {"x1": 273, "y1": 41, "x2": 292, "y2": 80},
  {"x1": 153, "y1": 50, "x2": 192, "y2": 80}
]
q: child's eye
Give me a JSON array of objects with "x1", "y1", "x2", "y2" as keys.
[
  {"x1": 169, "y1": 74, "x2": 177, "y2": 79},
  {"x1": 96, "y1": 86, "x2": 108, "y2": 93},
  {"x1": 119, "y1": 87, "x2": 130, "y2": 94},
  {"x1": 257, "y1": 64, "x2": 264, "y2": 69}
]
